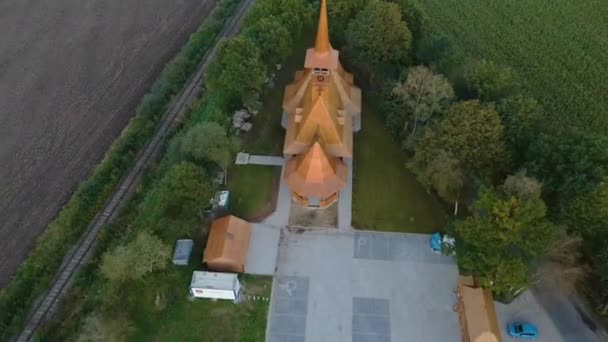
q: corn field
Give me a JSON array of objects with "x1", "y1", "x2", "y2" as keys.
[{"x1": 420, "y1": 0, "x2": 608, "y2": 132}]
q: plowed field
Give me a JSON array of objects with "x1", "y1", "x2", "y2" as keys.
[{"x1": 0, "y1": 0, "x2": 215, "y2": 287}]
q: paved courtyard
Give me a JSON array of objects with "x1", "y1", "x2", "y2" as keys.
[
  {"x1": 245, "y1": 223, "x2": 281, "y2": 276},
  {"x1": 266, "y1": 230, "x2": 461, "y2": 342}
]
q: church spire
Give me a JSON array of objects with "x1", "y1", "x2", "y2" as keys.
[{"x1": 314, "y1": 0, "x2": 331, "y2": 54}]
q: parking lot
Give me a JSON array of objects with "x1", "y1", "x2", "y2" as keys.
[{"x1": 266, "y1": 229, "x2": 461, "y2": 342}]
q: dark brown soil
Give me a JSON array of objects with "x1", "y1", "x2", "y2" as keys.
[{"x1": 0, "y1": 0, "x2": 216, "y2": 288}]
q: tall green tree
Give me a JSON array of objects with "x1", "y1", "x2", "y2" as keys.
[
  {"x1": 207, "y1": 37, "x2": 266, "y2": 106},
  {"x1": 345, "y1": 0, "x2": 412, "y2": 80},
  {"x1": 464, "y1": 59, "x2": 519, "y2": 102},
  {"x1": 415, "y1": 34, "x2": 465, "y2": 82},
  {"x1": 242, "y1": 16, "x2": 293, "y2": 67},
  {"x1": 563, "y1": 179, "x2": 608, "y2": 245},
  {"x1": 450, "y1": 184, "x2": 555, "y2": 297},
  {"x1": 140, "y1": 162, "x2": 214, "y2": 231},
  {"x1": 424, "y1": 150, "x2": 464, "y2": 215},
  {"x1": 327, "y1": 0, "x2": 365, "y2": 46},
  {"x1": 387, "y1": 0, "x2": 429, "y2": 41},
  {"x1": 525, "y1": 130, "x2": 608, "y2": 208},
  {"x1": 168, "y1": 122, "x2": 238, "y2": 172},
  {"x1": 392, "y1": 65, "x2": 454, "y2": 135},
  {"x1": 244, "y1": 0, "x2": 311, "y2": 40},
  {"x1": 410, "y1": 100, "x2": 506, "y2": 181},
  {"x1": 496, "y1": 95, "x2": 542, "y2": 167}
]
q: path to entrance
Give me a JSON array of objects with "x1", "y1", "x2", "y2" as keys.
[
  {"x1": 235, "y1": 152, "x2": 284, "y2": 166},
  {"x1": 337, "y1": 159, "x2": 353, "y2": 231}
]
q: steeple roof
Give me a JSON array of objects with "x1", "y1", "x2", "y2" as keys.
[
  {"x1": 284, "y1": 142, "x2": 348, "y2": 198},
  {"x1": 305, "y1": 0, "x2": 339, "y2": 69},
  {"x1": 314, "y1": 0, "x2": 331, "y2": 54}
]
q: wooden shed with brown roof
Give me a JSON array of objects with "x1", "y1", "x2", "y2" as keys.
[
  {"x1": 203, "y1": 215, "x2": 251, "y2": 273},
  {"x1": 455, "y1": 276, "x2": 502, "y2": 342}
]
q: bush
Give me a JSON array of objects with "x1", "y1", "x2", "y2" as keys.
[
  {"x1": 0, "y1": 0, "x2": 240, "y2": 338},
  {"x1": 100, "y1": 232, "x2": 170, "y2": 283}
]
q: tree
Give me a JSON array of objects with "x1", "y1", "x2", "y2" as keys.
[
  {"x1": 387, "y1": 0, "x2": 429, "y2": 41},
  {"x1": 168, "y1": 122, "x2": 238, "y2": 172},
  {"x1": 563, "y1": 179, "x2": 608, "y2": 244},
  {"x1": 242, "y1": 15, "x2": 293, "y2": 67},
  {"x1": 502, "y1": 170, "x2": 542, "y2": 201},
  {"x1": 130, "y1": 232, "x2": 171, "y2": 278},
  {"x1": 464, "y1": 59, "x2": 519, "y2": 102},
  {"x1": 100, "y1": 245, "x2": 132, "y2": 283},
  {"x1": 140, "y1": 162, "x2": 214, "y2": 231},
  {"x1": 496, "y1": 95, "x2": 542, "y2": 167},
  {"x1": 100, "y1": 232, "x2": 170, "y2": 283},
  {"x1": 533, "y1": 228, "x2": 588, "y2": 295},
  {"x1": 415, "y1": 34, "x2": 465, "y2": 81},
  {"x1": 392, "y1": 65, "x2": 454, "y2": 135},
  {"x1": 410, "y1": 100, "x2": 506, "y2": 181},
  {"x1": 424, "y1": 150, "x2": 464, "y2": 215},
  {"x1": 345, "y1": 0, "x2": 412, "y2": 80},
  {"x1": 207, "y1": 37, "x2": 266, "y2": 106},
  {"x1": 327, "y1": 0, "x2": 366, "y2": 46},
  {"x1": 244, "y1": 0, "x2": 311, "y2": 40},
  {"x1": 450, "y1": 186, "x2": 555, "y2": 297},
  {"x1": 525, "y1": 131, "x2": 608, "y2": 208},
  {"x1": 77, "y1": 313, "x2": 135, "y2": 342}
]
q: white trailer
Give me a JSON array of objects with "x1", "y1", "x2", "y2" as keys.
[{"x1": 189, "y1": 271, "x2": 242, "y2": 301}]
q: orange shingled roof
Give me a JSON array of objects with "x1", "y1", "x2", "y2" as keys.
[
  {"x1": 456, "y1": 277, "x2": 502, "y2": 342},
  {"x1": 203, "y1": 215, "x2": 251, "y2": 273},
  {"x1": 284, "y1": 142, "x2": 348, "y2": 198}
]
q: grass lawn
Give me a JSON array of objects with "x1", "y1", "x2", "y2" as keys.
[
  {"x1": 227, "y1": 164, "x2": 280, "y2": 220},
  {"x1": 226, "y1": 34, "x2": 311, "y2": 220},
  {"x1": 418, "y1": 0, "x2": 608, "y2": 133},
  {"x1": 131, "y1": 267, "x2": 271, "y2": 342},
  {"x1": 352, "y1": 104, "x2": 448, "y2": 233}
]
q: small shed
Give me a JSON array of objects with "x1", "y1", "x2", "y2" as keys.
[
  {"x1": 189, "y1": 271, "x2": 242, "y2": 300},
  {"x1": 203, "y1": 215, "x2": 251, "y2": 273},
  {"x1": 172, "y1": 239, "x2": 194, "y2": 265},
  {"x1": 455, "y1": 276, "x2": 501, "y2": 342}
]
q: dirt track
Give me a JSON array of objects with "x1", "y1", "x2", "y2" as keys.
[{"x1": 0, "y1": 0, "x2": 215, "y2": 287}]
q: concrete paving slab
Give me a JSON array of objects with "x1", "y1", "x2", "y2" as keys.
[
  {"x1": 245, "y1": 223, "x2": 281, "y2": 275},
  {"x1": 268, "y1": 229, "x2": 461, "y2": 342},
  {"x1": 263, "y1": 165, "x2": 291, "y2": 228},
  {"x1": 236, "y1": 152, "x2": 250, "y2": 164},
  {"x1": 268, "y1": 275, "x2": 310, "y2": 342},
  {"x1": 338, "y1": 159, "x2": 353, "y2": 231},
  {"x1": 249, "y1": 155, "x2": 285, "y2": 166}
]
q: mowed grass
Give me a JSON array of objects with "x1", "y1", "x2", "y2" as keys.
[
  {"x1": 131, "y1": 267, "x2": 271, "y2": 342},
  {"x1": 228, "y1": 164, "x2": 280, "y2": 220},
  {"x1": 419, "y1": 0, "x2": 608, "y2": 132},
  {"x1": 227, "y1": 34, "x2": 311, "y2": 220},
  {"x1": 352, "y1": 106, "x2": 448, "y2": 233}
]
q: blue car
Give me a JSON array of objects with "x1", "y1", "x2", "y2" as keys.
[
  {"x1": 430, "y1": 233, "x2": 442, "y2": 252},
  {"x1": 507, "y1": 322, "x2": 539, "y2": 340}
]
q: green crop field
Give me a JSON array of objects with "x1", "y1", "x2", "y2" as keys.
[{"x1": 419, "y1": 0, "x2": 608, "y2": 132}]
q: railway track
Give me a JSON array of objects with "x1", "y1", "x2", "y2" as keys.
[{"x1": 15, "y1": 0, "x2": 255, "y2": 340}]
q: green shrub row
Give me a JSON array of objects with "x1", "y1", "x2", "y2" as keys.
[{"x1": 0, "y1": 0, "x2": 241, "y2": 339}]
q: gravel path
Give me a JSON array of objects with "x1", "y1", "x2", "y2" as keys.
[{"x1": 0, "y1": 0, "x2": 215, "y2": 287}]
